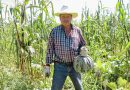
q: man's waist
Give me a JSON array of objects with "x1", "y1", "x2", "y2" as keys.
[
  {"x1": 54, "y1": 61, "x2": 73, "y2": 66},
  {"x1": 54, "y1": 53, "x2": 74, "y2": 62}
]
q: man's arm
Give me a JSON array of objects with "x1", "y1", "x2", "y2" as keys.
[
  {"x1": 79, "y1": 29, "x2": 86, "y2": 47},
  {"x1": 46, "y1": 30, "x2": 54, "y2": 65}
]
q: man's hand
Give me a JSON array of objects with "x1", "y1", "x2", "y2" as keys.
[
  {"x1": 44, "y1": 65, "x2": 50, "y2": 77},
  {"x1": 80, "y1": 46, "x2": 88, "y2": 56}
]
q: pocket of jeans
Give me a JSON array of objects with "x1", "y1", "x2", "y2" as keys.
[
  {"x1": 54, "y1": 62, "x2": 62, "y2": 70},
  {"x1": 54, "y1": 62, "x2": 59, "y2": 68},
  {"x1": 54, "y1": 62, "x2": 66, "y2": 72}
]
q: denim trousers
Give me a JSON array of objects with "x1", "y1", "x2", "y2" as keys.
[{"x1": 51, "y1": 62, "x2": 83, "y2": 90}]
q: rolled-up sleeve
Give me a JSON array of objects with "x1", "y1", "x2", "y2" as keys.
[{"x1": 46, "y1": 30, "x2": 54, "y2": 64}]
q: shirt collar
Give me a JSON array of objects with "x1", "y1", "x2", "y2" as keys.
[{"x1": 61, "y1": 24, "x2": 74, "y2": 30}]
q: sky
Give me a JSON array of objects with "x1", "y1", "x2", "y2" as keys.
[{"x1": 1, "y1": 0, "x2": 130, "y2": 22}]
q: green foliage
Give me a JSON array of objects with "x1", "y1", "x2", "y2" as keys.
[
  {"x1": 117, "y1": 77, "x2": 127, "y2": 87},
  {"x1": 107, "y1": 82, "x2": 117, "y2": 90}
]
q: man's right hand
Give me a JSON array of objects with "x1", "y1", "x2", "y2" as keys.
[{"x1": 44, "y1": 64, "x2": 50, "y2": 77}]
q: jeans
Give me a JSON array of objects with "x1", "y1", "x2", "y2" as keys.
[{"x1": 51, "y1": 62, "x2": 83, "y2": 90}]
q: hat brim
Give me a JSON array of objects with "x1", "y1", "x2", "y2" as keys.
[{"x1": 55, "y1": 12, "x2": 78, "y2": 18}]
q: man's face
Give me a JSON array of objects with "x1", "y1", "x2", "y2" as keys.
[{"x1": 60, "y1": 14, "x2": 72, "y2": 26}]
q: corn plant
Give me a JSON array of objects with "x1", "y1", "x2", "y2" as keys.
[
  {"x1": 80, "y1": 0, "x2": 130, "y2": 89},
  {"x1": 9, "y1": 0, "x2": 56, "y2": 76}
]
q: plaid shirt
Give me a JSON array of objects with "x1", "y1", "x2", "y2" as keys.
[{"x1": 46, "y1": 24, "x2": 86, "y2": 64}]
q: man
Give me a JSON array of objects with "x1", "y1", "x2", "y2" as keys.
[{"x1": 44, "y1": 5, "x2": 86, "y2": 90}]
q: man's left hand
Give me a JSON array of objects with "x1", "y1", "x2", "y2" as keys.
[{"x1": 44, "y1": 65, "x2": 50, "y2": 77}]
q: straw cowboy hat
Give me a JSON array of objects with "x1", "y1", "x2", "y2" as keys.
[{"x1": 55, "y1": 5, "x2": 78, "y2": 18}]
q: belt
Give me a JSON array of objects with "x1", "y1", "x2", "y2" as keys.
[{"x1": 54, "y1": 61, "x2": 73, "y2": 66}]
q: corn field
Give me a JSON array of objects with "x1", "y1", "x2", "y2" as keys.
[{"x1": 0, "y1": 0, "x2": 130, "y2": 90}]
